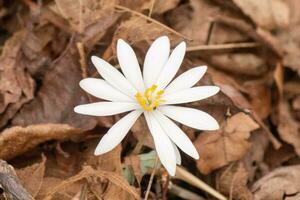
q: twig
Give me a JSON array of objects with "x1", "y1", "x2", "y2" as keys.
[
  {"x1": 144, "y1": 156, "x2": 159, "y2": 200},
  {"x1": 186, "y1": 42, "x2": 259, "y2": 52},
  {"x1": 0, "y1": 160, "x2": 34, "y2": 200},
  {"x1": 76, "y1": 42, "x2": 88, "y2": 78},
  {"x1": 148, "y1": 0, "x2": 156, "y2": 17},
  {"x1": 175, "y1": 166, "x2": 227, "y2": 200},
  {"x1": 168, "y1": 183, "x2": 206, "y2": 200},
  {"x1": 114, "y1": 5, "x2": 191, "y2": 41}
]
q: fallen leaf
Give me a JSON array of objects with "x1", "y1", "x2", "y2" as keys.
[
  {"x1": 11, "y1": 51, "x2": 97, "y2": 131},
  {"x1": 206, "y1": 53, "x2": 267, "y2": 76},
  {"x1": 195, "y1": 112, "x2": 260, "y2": 174},
  {"x1": 0, "y1": 30, "x2": 35, "y2": 128},
  {"x1": 232, "y1": 0, "x2": 290, "y2": 30},
  {"x1": 55, "y1": 0, "x2": 116, "y2": 33},
  {"x1": 217, "y1": 162, "x2": 253, "y2": 200},
  {"x1": 0, "y1": 124, "x2": 82, "y2": 160},
  {"x1": 277, "y1": 100, "x2": 300, "y2": 156},
  {"x1": 16, "y1": 155, "x2": 46, "y2": 197},
  {"x1": 252, "y1": 165, "x2": 300, "y2": 200}
]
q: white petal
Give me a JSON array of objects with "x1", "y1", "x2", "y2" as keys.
[
  {"x1": 158, "y1": 106, "x2": 219, "y2": 130},
  {"x1": 156, "y1": 42, "x2": 186, "y2": 90},
  {"x1": 91, "y1": 56, "x2": 137, "y2": 97},
  {"x1": 143, "y1": 36, "x2": 170, "y2": 88},
  {"x1": 172, "y1": 142, "x2": 182, "y2": 165},
  {"x1": 117, "y1": 39, "x2": 145, "y2": 92},
  {"x1": 163, "y1": 86, "x2": 220, "y2": 105},
  {"x1": 74, "y1": 102, "x2": 140, "y2": 116},
  {"x1": 79, "y1": 78, "x2": 133, "y2": 102},
  {"x1": 94, "y1": 110, "x2": 142, "y2": 155},
  {"x1": 153, "y1": 111, "x2": 199, "y2": 159},
  {"x1": 144, "y1": 112, "x2": 176, "y2": 176},
  {"x1": 165, "y1": 66, "x2": 207, "y2": 94}
]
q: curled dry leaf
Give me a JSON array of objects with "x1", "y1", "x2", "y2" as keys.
[
  {"x1": 252, "y1": 165, "x2": 300, "y2": 200},
  {"x1": 232, "y1": 0, "x2": 290, "y2": 30},
  {"x1": 206, "y1": 53, "x2": 267, "y2": 76},
  {"x1": 166, "y1": 0, "x2": 248, "y2": 45},
  {"x1": 11, "y1": 51, "x2": 97, "y2": 131},
  {"x1": 0, "y1": 124, "x2": 82, "y2": 160},
  {"x1": 43, "y1": 166, "x2": 140, "y2": 200},
  {"x1": 54, "y1": 0, "x2": 116, "y2": 33},
  {"x1": 195, "y1": 112, "x2": 259, "y2": 174},
  {"x1": 217, "y1": 162, "x2": 253, "y2": 200},
  {"x1": 277, "y1": 100, "x2": 300, "y2": 156},
  {"x1": 0, "y1": 30, "x2": 35, "y2": 128},
  {"x1": 16, "y1": 155, "x2": 46, "y2": 198}
]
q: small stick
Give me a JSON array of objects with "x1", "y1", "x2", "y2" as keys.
[
  {"x1": 76, "y1": 42, "x2": 88, "y2": 78},
  {"x1": 186, "y1": 42, "x2": 259, "y2": 52},
  {"x1": 114, "y1": 5, "x2": 191, "y2": 41},
  {"x1": 175, "y1": 166, "x2": 227, "y2": 200},
  {"x1": 144, "y1": 156, "x2": 159, "y2": 200},
  {"x1": 148, "y1": 0, "x2": 156, "y2": 17}
]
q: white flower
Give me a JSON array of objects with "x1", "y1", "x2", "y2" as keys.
[{"x1": 74, "y1": 36, "x2": 220, "y2": 176}]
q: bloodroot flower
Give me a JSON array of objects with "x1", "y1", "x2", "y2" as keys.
[{"x1": 74, "y1": 36, "x2": 220, "y2": 175}]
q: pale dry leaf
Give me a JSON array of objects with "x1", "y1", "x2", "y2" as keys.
[
  {"x1": 217, "y1": 162, "x2": 253, "y2": 200},
  {"x1": 43, "y1": 166, "x2": 140, "y2": 200},
  {"x1": 206, "y1": 53, "x2": 267, "y2": 76},
  {"x1": 55, "y1": 0, "x2": 116, "y2": 33},
  {"x1": 16, "y1": 155, "x2": 46, "y2": 198},
  {"x1": 252, "y1": 165, "x2": 300, "y2": 200},
  {"x1": 232, "y1": 0, "x2": 290, "y2": 30},
  {"x1": 277, "y1": 100, "x2": 300, "y2": 156},
  {"x1": 0, "y1": 30, "x2": 35, "y2": 128},
  {"x1": 0, "y1": 124, "x2": 82, "y2": 160},
  {"x1": 195, "y1": 112, "x2": 260, "y2": 174}
]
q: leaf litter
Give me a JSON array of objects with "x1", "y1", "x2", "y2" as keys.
[{"x1": 0, "y1": 0, "x2": 300, "y2": 199}]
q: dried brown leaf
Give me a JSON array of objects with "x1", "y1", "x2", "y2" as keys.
[
  {"x1": 217, "y1": 162, "x2": 253, "y2": 200},
  {"x1": 277, "y1": 100, "x2": 300, "y2": 156},
  {"x1": 0, "y1": 124, "x2": 82, "y2": 160},
  {"x1": 55, "y1": 0, "x2": 116, "y2": 33},
  {"x1": 195, "y1": 112, "x2": 259, "y2": 174},
  {"x1": 16, "y1": 155, "x2": 46, "y2": 197},
  {"x1": 232, "y1": 0, "x2": 290, "y2": 30},
  {"x1": 11, "y1": 51, "x2": 97, "y2": 131},
  {"x1": 252, "y1": 165, "x2": 300, "y2": 200},
  {"x1": 0, "y1": 30, "x2": 35, "y2": 128}
]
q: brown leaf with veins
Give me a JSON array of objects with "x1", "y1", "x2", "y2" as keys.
[
  {"x1": 195, "y1": 112, "x2": 259, "y2": 174},
  {"x1": 252, "y1": 165, "x2": 300, "y2": 200}
]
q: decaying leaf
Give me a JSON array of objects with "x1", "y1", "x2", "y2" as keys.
[
  {"x1": 217, "y1": 162, "x2": 253, "y2": 200},
  {"x1": 16, "y1": 155, "x2": 46, "y2": 198},
  {"x1": 232, "y1": 0, "x2": 290, "y2": 30},
  {"x1": 0, "y1": 124, "x2": 82, "y2": 160},
  {"x1": 0, "y1": 30, "x2": 35, "y2": 128},
  {"x1": 252, "y1": 165, "x2": 300, "y2": 200},
  {"x1": 195, "y1": 112, "x2": 259, "y2": 174},
  {"x1": 54, "y1": 0, "x2": 116, "y2": 33},
  {"x1": 11, "y1": 51, "x2": 97, "y2": 131},
  {"x1": 277, "y1": 100, "x2": 300, "y2": 156}
]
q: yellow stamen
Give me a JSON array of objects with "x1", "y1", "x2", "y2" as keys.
[{"x1": 135, "y1": 84, "x2": 164, "y2": 111}]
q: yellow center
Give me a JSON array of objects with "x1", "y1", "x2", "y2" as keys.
[{"x1": 135, "y1": 85, "x2": 164, "y2": 111}]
